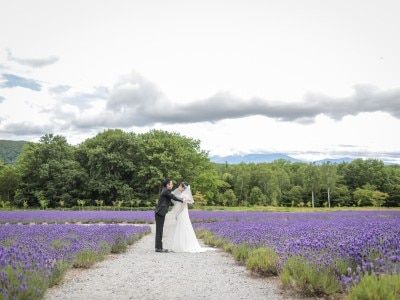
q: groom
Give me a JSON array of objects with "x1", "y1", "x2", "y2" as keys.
[{"x1": 154, "y1": 178, "x2": 184, "y2": 253}]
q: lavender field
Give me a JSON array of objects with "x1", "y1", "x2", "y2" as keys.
[
  {"x1": 193, "y1": 210, "x2": 400, "y2": 296},
  {"x1": 195, "y1": 211, "x2": 400, "y2": 270},
  {"x1": 1, "y1": 210, "x2": 399, "y2": 298},
  {"x1": 0, "y1": 210, "x2": 156, "y2": 224},
  {"x1": 0, "y1": 210, "x2": 242, "y2": 224},
  {"x1": 0, "y1": 223, "x2": 150, "y2": 299}
]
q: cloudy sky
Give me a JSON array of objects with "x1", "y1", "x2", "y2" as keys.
[{"x1": 1, "y1": 0, "x2": 400, "y2": 162}]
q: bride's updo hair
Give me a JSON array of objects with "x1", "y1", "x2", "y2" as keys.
[{"x1": 180, "y1": 181, "x2": 188, "y2": 189}]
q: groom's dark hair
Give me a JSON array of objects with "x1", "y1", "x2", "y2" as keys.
[
  {"x1": 162, "y1": 178, "x2": 171, "y2": 187},
  {"x1": 180, "y1": 181, "x2": 188, "y2": 188}
]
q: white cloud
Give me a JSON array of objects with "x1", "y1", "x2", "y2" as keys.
[
  {"x1": 6, "y1": 49, "x2": 59, "y2": 68},
  {"x1": 45, "y1": 71, "x2": 400, "y2": 129}
]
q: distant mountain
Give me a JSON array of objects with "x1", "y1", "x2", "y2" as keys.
[
  {"x1": 313, "y1": 157, "x2": 354, "y2": 165},
  {"x1": 210, "y1": 153, "x2": 302, "y2": 164},
  {"x1": 0, "y1": 140, "x2": 28, "y2": 164},
  {"x1": 211, "y1": 153, "x2": 398, "y2": 165},
  {"x1": 211, "y1": 153, "x2": 360, "y2": 165}
]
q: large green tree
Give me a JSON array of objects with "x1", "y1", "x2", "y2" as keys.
[
  {"x1": 76, "y1": 129, "x2": 211, "y2": 206},
  {"x1": 76, "y1": 129, "x2": 139, "y2": 205},
  {"x1": 15, "y1": 134, "x2": 88, "y2": 208},
  {"x1": 136, "y1": 130, "x2": 210, "y2": 201}
]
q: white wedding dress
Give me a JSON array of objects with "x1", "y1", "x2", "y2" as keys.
[{"x1": 163, "y1": 186, "x2": 214, "y2": 253}]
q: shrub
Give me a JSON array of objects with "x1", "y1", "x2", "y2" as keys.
[
  {"x1": 111, "y1": 236, "x2": 128, "y2": 253},
  {"x1": 347, "y1": 274, "x2": 400, "y2": 300},
  {"x1": 222, "y1": 242, "x2": 235, "y2": 253},
  {"x1": 127, "y1": 234, "x2": 139, "y2": 245},
  {"x1": 196, "y1": 230, "x2": 227, "y2": 248},
  {"x1": 232, "y1": 243, "x2": 252, "y2": 264},
  {"x1": 0, "y1": 265, "x2": 47, "y2": 299},
  {"x1": 99, "y1": 241, "x2": 112, "y2": 255},
  {"x1": 49, "y1": 260, "x2": 71, "y2": 286},
  {"x1": 73, "y1": 249, "x2": 101, "y2": 268},
  {"x1": 246, "y1": 247, "x2": 279, "y2": 276},
  {"x1": 281, "y1": 256, "x2": 341, "y2": 296},
  {"x1": 334, "y1": 259, "x2": 354, "y2": 276},
  {"x1": 197, "y1": 230, "x2": 252, "y2": 264}
]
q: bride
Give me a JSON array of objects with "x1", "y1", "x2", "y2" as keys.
[{"x1": 163, "y1": 182, "x2": 213, "y2": 253}]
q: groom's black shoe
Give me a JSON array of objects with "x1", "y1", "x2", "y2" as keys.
[{"x1": 155, "y1": 248, "x2": 169, "y2": 253}]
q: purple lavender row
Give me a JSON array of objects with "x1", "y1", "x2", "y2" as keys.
[
  {"x1": 0, "y1": 210, "x2": 155, "y2": 224},
  {"x1": 0, "y1": 224, "x2": 151, "y2": 299},
  {"x1": 2, "y1": 209, "x2": 400, "y2": 225},
  {"x1": 0, "y1": 210, "x2": 247, "y2": 224},
  {"x1": 193, "y1": 211, "x2": 400, "y2": 287}
]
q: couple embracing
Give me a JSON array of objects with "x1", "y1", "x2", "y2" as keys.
[{"x1": 154, "y1": 178, "x2": 213, "y2": 253}]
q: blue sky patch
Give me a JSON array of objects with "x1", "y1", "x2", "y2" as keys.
[{"x1": 0, "y1": 73, "x2": 41, "y2": 91}]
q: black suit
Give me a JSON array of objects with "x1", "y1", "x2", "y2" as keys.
[{"x1": 154, "y1": 188, "x2": 183, "y2": 249}]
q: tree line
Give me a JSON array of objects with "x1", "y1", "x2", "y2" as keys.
[
  {"x1": 211, "y1": 159, "x2": 399, "y2": 207},
  {"x1": 0, "y1": 129, "x2": 399, "y2": 209}
]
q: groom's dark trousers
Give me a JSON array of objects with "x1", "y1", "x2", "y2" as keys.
[
  {"x1": 154, "y1": 187, "x2": 183, "y2": 249},
  {"x1": 155, "y1": 212, "x2": 165, "y2": 249}
]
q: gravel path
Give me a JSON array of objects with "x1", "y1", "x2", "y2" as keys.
[{"x1": 45, "y1": 224, "x2": 300, "y2": 300}]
